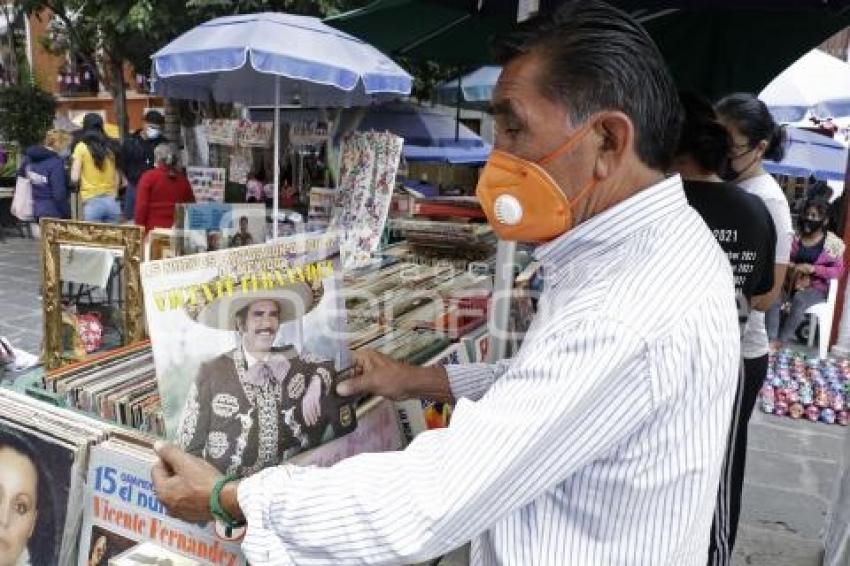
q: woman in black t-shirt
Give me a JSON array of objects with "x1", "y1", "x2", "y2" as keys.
[{"x1": 669, "y1": 92, "x2": 777, "y2": 565}]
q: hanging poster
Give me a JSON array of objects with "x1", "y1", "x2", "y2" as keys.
[
  {"x1": 203, "y1": 119, "x2": 238, "y2": 146},
  {"x1": 236, "y1": 120, "x2": 273, "y2": 148},
  {"x1": 186, "y1": 167, "x2": 226, "y2": 203}
]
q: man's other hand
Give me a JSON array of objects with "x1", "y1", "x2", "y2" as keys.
[{"x1": 152, "y1": 442, "x2": 220, "y2": 522}]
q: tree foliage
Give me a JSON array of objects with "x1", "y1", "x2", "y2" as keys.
[{"x1": 0, "y1": 82, "x2": 57, "y2": 147}]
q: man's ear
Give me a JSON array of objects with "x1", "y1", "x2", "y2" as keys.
[{"x1": 593, "y1": 111, "x2": 634, "y2": 180}]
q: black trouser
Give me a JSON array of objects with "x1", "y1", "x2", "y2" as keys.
[{"x1": 707, "y1": 354, "x2": 768, "y2": 566}]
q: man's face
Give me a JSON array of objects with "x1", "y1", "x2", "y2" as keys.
[
  {"x1": 240, "y1": 299, "x2": 280, "y2": 354},
  {"x1": 240, "y1": 218, "x2": 249, "y2": 233},
  {"x1": 491, "y1": 51, "x2": 597, "y2": 203}
]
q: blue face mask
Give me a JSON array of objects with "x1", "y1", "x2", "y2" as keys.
[{"x1": 145, "y1": 126, "x2": 161, "y2": 139}]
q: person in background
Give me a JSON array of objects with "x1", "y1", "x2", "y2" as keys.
[
  {"x1": 134, "y1": 144, "x2": 195, "y2": 234},
  {"x1": 670, "y1": 92, "x2": 777, "y2": 565},
  {"x1": 71, "y1": 113, "x2": 122, "y2": 223},
  {"x1": 767, "y1": 198, "x2": 845, "y2": 348},
  {"x1": 245, "y1": 168, "x2": 266, "y2": 203},
  {"x1": 19, "y1": 129, "x2": 72, "y2": 221},
  {"x1": 280, "y1": 179, "x2": 298, "y2": 208},
  {"x1": 122, "y1": 110, "x2": 166, "y2": 218}
]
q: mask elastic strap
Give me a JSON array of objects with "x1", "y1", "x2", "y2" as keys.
[{"x1": 537, "y1": 122, "x2": 595, "y2": 166}]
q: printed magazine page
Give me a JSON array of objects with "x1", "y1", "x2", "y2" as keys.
[
  {"x1": 78, "y1": 441, "x2": 245, "y2": 566},
  {"x1": 141, "y1": 234, "x2": 356, "y2": 477}
]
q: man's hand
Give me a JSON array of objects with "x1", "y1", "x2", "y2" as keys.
[
  {"x1": 337, "y1": 349, "x2": 454, "y2": 404},
  {"x1": 152, "y1": 442, "x2": 221, "y2": 522},
  {"x1": 337, "y1": 349, "x2": 416, "y2": 401},
  {"x1": 302, "y1": 375, "x2": 322, "y2": 426},
  {"x1": 796, "y1": 263, "x2": 816, "y2": 275}
]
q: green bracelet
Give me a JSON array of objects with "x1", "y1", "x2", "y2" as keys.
[{"x1": 209, "y1": 473, "x2": 245, "y2": 537}]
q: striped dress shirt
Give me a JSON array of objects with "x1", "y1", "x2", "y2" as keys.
[{"x1": 237, "y1": 175, "x2": 741, "y2": 565}]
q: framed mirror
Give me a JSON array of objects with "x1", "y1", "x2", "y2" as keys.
[{"x1": 41, "y1": 219, "x2": 145, "y2": 371}]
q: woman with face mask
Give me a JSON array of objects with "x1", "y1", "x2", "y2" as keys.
[
  {"x1": 766, "y1": 198, "x2": 845, "y2": 347},
  {"x1": 715, "y1": 94, "x2": 794, "y2": 372}
]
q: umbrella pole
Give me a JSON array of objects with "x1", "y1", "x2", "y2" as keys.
[
  {"x1": 455, "y1": 68, "x2": 462, "y2": 142},
  {"x1": 273, "y1": 76, "x2": 281, "y2": 239}
]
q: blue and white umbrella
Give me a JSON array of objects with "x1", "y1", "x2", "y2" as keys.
[
  {"x1": 152, "y1": 12, "x2": 412, "y2": 107},
  {"x1": 152, "y1": 13, "x2": 412, "y2": 236},
  {"x1": 435, "y1": 66, "x2": 501, "y2": 109},
  {"x1": 764, "y1": 126, "x2": 848, "y2": 184}
]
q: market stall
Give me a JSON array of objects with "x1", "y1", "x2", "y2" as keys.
[{"x1": 152, "y1": 12, "x2": 412, "y2": 238}]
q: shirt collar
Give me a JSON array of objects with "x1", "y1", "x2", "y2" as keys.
[{"x1": 534, "y1": 174, "x2": 687, "y2": 278}]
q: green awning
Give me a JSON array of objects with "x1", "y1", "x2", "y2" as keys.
[{"x1": 328, "y1": 1, "x2": 850, "y2": 98}]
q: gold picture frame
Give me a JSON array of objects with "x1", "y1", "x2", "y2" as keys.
[{"x1": 41, "y1": 219, "x2": 145, "y2": 371}]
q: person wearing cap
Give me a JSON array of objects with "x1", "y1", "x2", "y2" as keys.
[
  {"x1": 175, "y1": 279, "x2": 353, "y2": 477},
  {"x1": 122, "y1": 110, "x2": 167, "y2": 219}
]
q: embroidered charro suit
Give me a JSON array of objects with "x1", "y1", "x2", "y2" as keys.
[{"x1": 176, "y1": 346, "x2": 352, "y2": 476}]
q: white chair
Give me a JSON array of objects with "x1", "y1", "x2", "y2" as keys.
[{"x1": 806, "y1": 278, "x2": 840, "y2": 359}]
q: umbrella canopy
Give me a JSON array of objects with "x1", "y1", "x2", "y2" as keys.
[
  {"x1": 250, "y1": 103, "x2": 491, "y2": 164},
  {"x1": 760, "y1": 50, "x2": 850, "y2": 123},
  {"x1": 152, "y1": 12, "x2": 412, "y2": 107},
  {"x1": 764, "y1": 126, "x2": 849, "y2": 182},
  {"x1": 357, "y1": 103, "x2": 485, "y2": 147},
  {"x1": 328, "y1": 1, "x2": 850, "y2": 99},
  {"x1": 435, "y1": 66, "x2": 502, "y2": 109},
  {"x1": 403, "y1": 144, "x2": 490, "y2": 164}
]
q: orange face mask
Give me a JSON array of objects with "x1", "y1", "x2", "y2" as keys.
[{"x1": 476, "y1": 123, "x2": 597, "y2": 243}]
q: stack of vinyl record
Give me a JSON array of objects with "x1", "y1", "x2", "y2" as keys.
[
  {"x1": 41, "y1": 341, "x2": 164, "y2": 436},
  {"x1": 0, "y1": 390, "x2": 112, "y2": 565},
  {"x1": 389, "y1": 218, "x2": 496, "y2": 264}
]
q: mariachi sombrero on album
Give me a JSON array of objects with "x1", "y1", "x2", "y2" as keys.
[{"x1": 180, "y1": 264, "x2": 330, "y2": 330}]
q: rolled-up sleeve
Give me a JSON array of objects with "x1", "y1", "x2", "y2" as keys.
[{"x1": 237, "y1": 317, "x2": 653, "y2": 565}]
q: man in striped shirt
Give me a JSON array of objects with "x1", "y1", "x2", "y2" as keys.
[{"x1": 152, "y1": 2, "x2": 741, "y2": 564}]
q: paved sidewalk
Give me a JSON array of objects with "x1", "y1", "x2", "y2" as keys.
[{"x1": 0, "y1": 235, "x2": 43, "y2": 357}]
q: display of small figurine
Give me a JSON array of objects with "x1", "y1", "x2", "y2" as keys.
[
  {"x1": 775, "y1": 388, "x2": 788, "y2": 404},
  {"x1": 800, "y1": 382, "x2": 814, "y2": 406},
  {"x1": 838, "y1": 410, "x2": 850, "y2": 426},
  {"x1": 815, "y1": 387, "x2": 829, "y2": 408},
  {"x1": 761, "y1": 385, "x2": 775, "y2": 414},
  {"x1": 789, "y1": 402, "x2": 805, "y2": 419},
  {"x1": 774, "y1": 400, "x2": 789, "y2": 417},
  {"x1": 831, "y1": 391, "x2": 845, "y2": 412},
  {"x1": 805, "y1": 405, "x2": 821, "y2": 422},
  {"x1": 786, "y1": 389, "x2": 801, "y2": 404},
  {"x1": 821, "y1": 407, "x2": 837, "y2": 424}
]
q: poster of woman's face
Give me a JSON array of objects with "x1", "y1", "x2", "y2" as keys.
[{"x1": 0, "y1": 423, "x2": 74, "y2": 566}]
